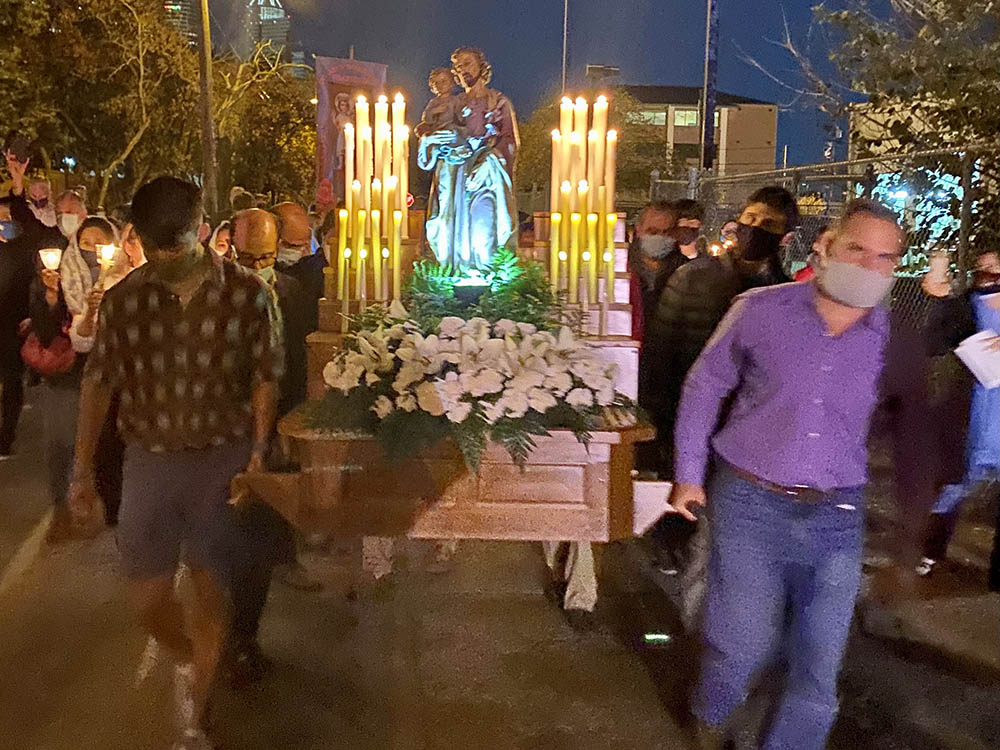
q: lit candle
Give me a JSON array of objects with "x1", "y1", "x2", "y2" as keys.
[
  {"x1": 549, "y1": 212, "x2": 562, "y2": 291},
  {"x1": 337, "y1": 208, "x2": 349, "y2": 299},
  {"x1": 374, "y1": 95, "x2": 388, "y2": 185},
  {"x1": 371, "y1": 180, "x2": 382, "y2": 238},
  {"x1": 592, "y1": 95, "x2": 608, "y2": 188},
  {"x1": 596, "y1": 185, "x2": 607, "y2": 266},
  {"x1": 606, "y1": 213, "x2": 618, "y2": 304},
  {"x1": 560, "y1": 97, "x2": 574, "y2": 139},
  {"x1": 344, "y1": 123, "x2": 355, "y2": 231},
  {"x1": 39, "y1": 247, "x2": 62, "y2": 271},
  {"x1": 385, "y1": 175, "x2": 398, "y2": 226},
  {"x1": 96, "y1": 243, "x2": 116, "y2": 287},
  {"x1": 573, "y1": 96, "x2": 589, "y2": 145},
  {"x1": 559, "y1": 181, "x2": 572, "y2": 260},
  {"x1": 586, "y1": 213, "x2": 599, "y2": 304},
  {"x1": 586, "y1": 130, "x2": 599, "y2": 212},
  {"x1": 361, "y1": 125, "x2": 373, "y2": 213},
  {"x1": 392, "y1": 210, "x2": 403, "y2": 301},
  {"x1": 356, "y1": 96, "x2": 370, "y2": 212},
  {"x1": 371, "y1": 209, "x2": 382, "y2": 295},
  {"x1": 604, "y1": 130, "x2": 618, "y2": 217},
  {"x1": 380, "y1": 123, "x2": 392, "y2": 218},
  {"x1": 358, "y1": 248, "x2": 368, "y2": 309},
  {"x1": 577, "y1": 180, "x2": 589, "y2": 221},
  {"x1": 569, "y1": 212, "x2": 581, "y2": 304},
  {"x1": 400, "y1": 126, "x2": 410, "y2": 239},
  {"x1": 550, "y1": 130, "x2": 562, "y2": 216},
  {"x1": 355, "y1": 209, "x2": 367, "y2": 295},
  {"x1": 581, "y1": 250, "x2": 592, "y2": 307},
  {"x1": 569, "y1": 131, "x2": 583, "y2": 199},
  {"x1": 342, "y1": 248, "x2": 351, "y2": 332},
  {"x1": 381, "y1": 247, "x2": 390, "y2": 301}
]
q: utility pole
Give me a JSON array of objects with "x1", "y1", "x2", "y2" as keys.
[
  {"x1": 700, "y1": 0, "x2": 719, "y2": 171},
  {"x1": 199, "y1": 0, "x2": 218, "y2": 217},
  {"x1": 561, "y1": 0, "x2": 569, "y2": 93}
]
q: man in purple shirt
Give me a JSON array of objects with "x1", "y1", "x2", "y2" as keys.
[{"x1": 671, "y1": 199, "x2": 935, "y2": 750}]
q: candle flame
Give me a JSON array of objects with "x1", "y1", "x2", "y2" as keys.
[
  {"x1": 603, "y1": 251, "x2": 613, "y2": 263},
  {"x1": 393, "y1": 210, "x2": 403, "y2": 220},
  {"x1": 558, "y1": 251, "x2": 568, "y2": 261},
  {"x1": 607, "y1": 129, "x2": 618, "y2": 141},
  {"x1": 570, "y1": 131, "x2": 582, "y2": 144},
  {"x1": 359, "y1": 249, "x2": 368, "y2": 259},
  {"x1": 394, "y1": 92, "x2": 405, "y2": 104},
  {"x1": 378, "y1": 95, "x2": 388, "y2": 104},
  {"x1": 575, "y1": 97, "x2": 587, "y2": 108},
  {"x1": 571, "y1": 213, "x2": 581, "y2": 222},
  {"x1": 381, "y1": 247, "x2": 390, "y2": 259},
  {"x1": 339, "y1": 209, "x2": 348, "y2": 219},
  {"x1": 357, "y1": 95, "x2": 367, "y2": 104},
  {"x1": 372, "y1": 178, "x2": 382, "y2": 189},
  {"x1": 353, "y1": 179, "x2": 362, "y2": 189},
  {"x1": 344, "y1": 248, "x2": 352, "y2": 258},
  {"x1": 597, "y1": 95, "x2": 608, "y2": 105},
  {"x1": 39, "y1": 248, "x2": 62, "y2": 270},
  {"x1": 551, "y1": 212, "x2": 562, "y2": 222},
  {"x1": 382, "y1": 123, "x2": 392, "y2": 138},
  {"x1": 582, "y1": 251, "x2": 592, "y2": 262},
  {"x1": 386, "y1": 175, "x2": 398, "y2": 188},
  {"x1": 587, "y1": 213, "x2": 598, "y2": 224},
  {"x1": 551, "y1": 129, "x2": 561, "y2": 139},
  {"x1": 344, "y1": 122, "x2": 354, "y2": 133},
  {"x1": 98, "y1": 243, "x2": 116, "y2": 265},
  {"x1": 402, "y1": 126, "x2": 410, "y2": 137},
  {"x1": 588, "y1": 130, "x2": 598, "y2": 140},
  {"x1": 561, "y1": 97, "x2": 573, "y2": 107},
  {"x1": 560, "y1": 181, "x2": 572, "y2": 193},
  {"x1": 578, "y1": 180, "x2": 589, "y2": 191},
  {"x1": 361, "y1": 126, "x2": 372, "y2": 139}
]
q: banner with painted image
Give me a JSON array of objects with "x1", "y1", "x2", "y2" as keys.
[{"x1": 315, "y1": 56, "x2": 387, "y2": 203}]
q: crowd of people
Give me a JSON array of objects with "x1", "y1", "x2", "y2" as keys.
[{"x1": 1, "y1": 147, "x2": 999, "y2": 749}]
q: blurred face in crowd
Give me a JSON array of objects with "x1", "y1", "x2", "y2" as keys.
[
  {"x1": 77, "y1": 225, "x2": 113, "y2": 256},
  {"x1": 55, "y1": 193, "x2": 87, "y2": 239},
  {"x1": 636, "y1": 208, "x2": 673, "y2": 238},
  {"x1": 738, "y1": 202, "x2": 787, "y2": 237},
  {"x1": 273, "y1": 202, "x2": 312, "y2": 262},
  {"x1": 214, "y1": 226, "x2": 231, "y2": 257},
  {"x1": 973, "y1": 251, "x2": 1000, "y2": 289},
  {"x1": 232, "y1": 209, "x2": 279, "y2": 271},
  {"x1": 28, "y1": 180, "x2": 50, "y2": 208},
  {"x1": 821, "y1": 213, "x2": 902, "y2": 278}
]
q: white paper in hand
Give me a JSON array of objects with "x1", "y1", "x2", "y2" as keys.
[{"x1": 955, "y1": 329, "x2": 1000, "y2": 389}]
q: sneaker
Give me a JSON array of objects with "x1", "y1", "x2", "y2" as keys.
[
  {"x1": 173, "y1": 663, "x2": 196, "y2": 734},
  {"x1": 915, "y1": 557, "x2": 937, "y2": 577},
  {"x1": 171, "y1": 728, "x2": 214, "y2": 750}
]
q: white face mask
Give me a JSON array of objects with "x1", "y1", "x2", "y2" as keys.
[
  {"x1": 277, "y1": 246, "x2": 302, "y2": 265},
  {"x1": 816, "y1": 259, "x2": 895, "y2": 309},
  {"x1": 639, "y1": 234, "x2": 673, "y2": 260},
  {"x1": 58, "y1": 213, "x2": 81, "y2": 239}
]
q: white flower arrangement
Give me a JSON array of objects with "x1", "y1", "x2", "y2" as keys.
[{"x1": 315, "y1": 307, "x2": 632, "y2": 468}]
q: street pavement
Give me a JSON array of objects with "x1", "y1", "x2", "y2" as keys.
[{"x1": 1, "y1": 391, "x2": 1000, "y2": 750}]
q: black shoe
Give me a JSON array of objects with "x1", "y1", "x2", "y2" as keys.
[
  {"x1": 228, "y1": 640, "x2": 273, "y2": 688},
  {"x1": 562, "y1": 608, "x2": 596, "y2": 632}
]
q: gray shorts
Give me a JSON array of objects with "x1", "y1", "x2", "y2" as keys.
[{"x1": 117, "y1": 440, "x2": 251, "y2": 587}]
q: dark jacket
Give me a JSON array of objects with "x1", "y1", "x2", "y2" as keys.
[
  {"x1": 274, "y1": 271, "x2": 312, "y2": 416},
  {"x1": 277, "y1": 251, "x2": 326, "y2": 334},
  {"x1": 0, "y1": 230, "x2": 38, "y2": 373},
  {"x1": 27, "y1": 278, "x2": 84, "y2": 385}
]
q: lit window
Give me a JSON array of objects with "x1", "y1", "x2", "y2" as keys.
[{"x1": 674, "y1": 109, "x2": 699, "y2": 127}]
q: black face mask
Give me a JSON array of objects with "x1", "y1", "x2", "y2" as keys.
[
  {"x1": 736, "y1": 222, "x2": 783, "y2": 262},
  {"x1": 674, "y1": 227, "x2": 699, "y2": 246}
]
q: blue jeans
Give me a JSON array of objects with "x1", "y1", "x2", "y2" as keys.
[{"x1": 694, "y1": 464, "x2": 865, "y2": 750}]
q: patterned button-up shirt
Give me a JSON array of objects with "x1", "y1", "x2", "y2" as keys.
[{"x1": 85, "y1": 254, "x2": 283, "y2": 452}]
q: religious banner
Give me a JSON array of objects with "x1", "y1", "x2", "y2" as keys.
[{"x1": 315, "y1": 56, "x2": 388, "y2": 203}]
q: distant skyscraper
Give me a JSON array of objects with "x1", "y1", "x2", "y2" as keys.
[
  {"x1": 163, "y1": 0, "x2": 199, "y2": 46},
  {"x1": 234, "y1": 0, "x2": 292, "y2": 60}
]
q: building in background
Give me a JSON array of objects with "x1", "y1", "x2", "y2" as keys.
[
  {"x1": 625, "y1": 85, "x2": 778, "y2": 177},
  {"x1": 234, "y1": 0, "x2": 299, "y2": 61},
  {"x1": 163, "y1": 0, "x2": 199, "y2": 46}
]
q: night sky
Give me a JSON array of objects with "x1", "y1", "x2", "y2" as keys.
[{"x1": 278, "y1": 0, "x2": 842, "y2": 167}]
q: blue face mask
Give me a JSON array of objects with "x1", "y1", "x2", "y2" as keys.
[{"x1": 0, "y1": 220, "x2": 19, "y2": 241}]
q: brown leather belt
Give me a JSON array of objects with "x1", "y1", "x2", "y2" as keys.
[{"x1": 722, "y1": 461, "x2": 837, "y2": 504}]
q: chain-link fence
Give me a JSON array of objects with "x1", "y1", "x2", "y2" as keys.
[{"x1": 648, "y1": 144, "x2": 999, "y2": 327}]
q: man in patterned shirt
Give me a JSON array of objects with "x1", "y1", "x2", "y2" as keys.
[{"x1": 68, "y1": 177, "x2": 281, "y2": 750}]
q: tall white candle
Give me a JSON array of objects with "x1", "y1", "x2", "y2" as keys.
[
  {"x1": 374, "y1": 95, "x2": 388, "y2": 186},
  {"x1": 550, "y1": 130, "x2": 562, "y2": 216},
  {"x1": 344, "y1": 123, "x2": 355, "y2": 232},
  {"x1": 560, "y1": 97, "x2": 574, "y2": 139},
  {"x1": 604, "y1": 130, "x2": 618, "y2": 217}
]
